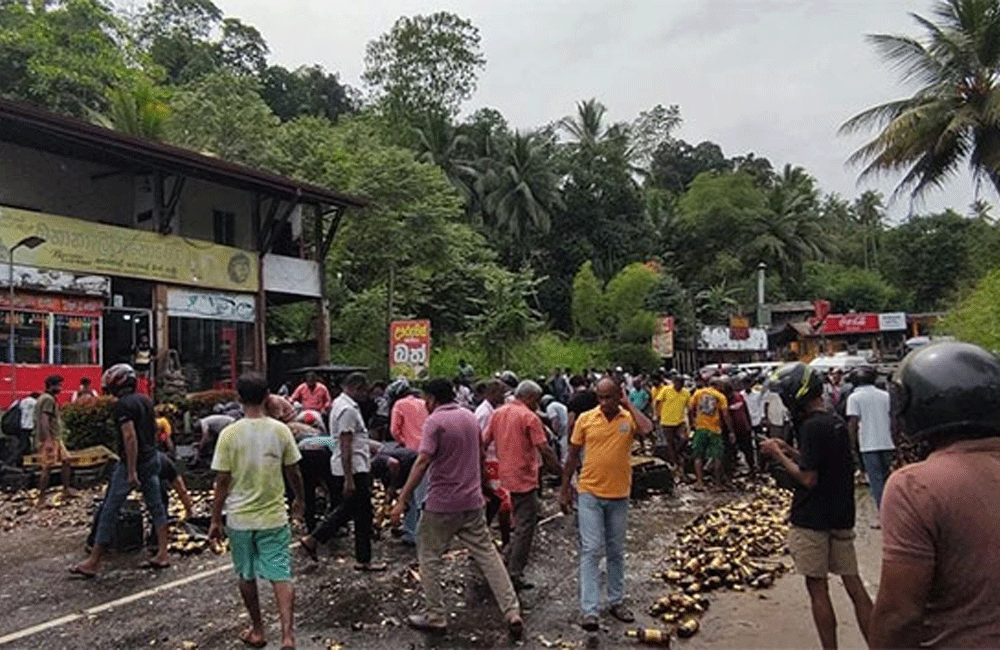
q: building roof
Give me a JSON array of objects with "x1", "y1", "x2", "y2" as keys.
[
  {"x1": 767, "y1": 301, "x2": 815, "y2": 313},
  {"x1": 0, "y1": 97, "x2": 366, "y2": 209}
]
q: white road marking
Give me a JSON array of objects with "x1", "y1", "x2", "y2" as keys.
[{"x1": 0, "y1": 561, "x2": 232, "y2": 646}]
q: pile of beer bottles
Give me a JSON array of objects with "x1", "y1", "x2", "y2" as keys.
[{"x1": 646, "y1": 485, "x2": 792, "y2": 639}]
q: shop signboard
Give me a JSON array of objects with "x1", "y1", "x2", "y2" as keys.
[
  {"x1": 878, "y1": 312, "x2": 907, "y2": 332},
  {"x1": 262, "y1": 254, "x2": 321, "y2": 297},
  {"x1": 729, "y1": 315, "x2": 750, "y2": 340},
  {"x1": 167, "y1": 289, "x2": 256, "y2": 323},
  {"x1": 0, "y1": 264, "x2": 110, "y2": 296},
  {"x1": 0, "y1": 206, "x2": 258, "y2": 292},
  {"x1": 698, "y1": 325, "x2": 768, "y2": 351},
  {"x1": 652, "y1": 316, "x2": 675, "y2": 358},
  {"x1": 389, "y1": 319, "x2": 431, "y2": 379},
  {"x1": 817, "y1": 313, "x2": 880, "y2": 335}
]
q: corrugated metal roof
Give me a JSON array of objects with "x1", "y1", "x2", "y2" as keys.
[{"x1": 0, "y1": 97, "x2": 366, "y2": 209}]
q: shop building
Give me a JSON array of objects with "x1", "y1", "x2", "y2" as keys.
[{"x1": 0, "y1": 98, "x2": 363, "y2": 406}]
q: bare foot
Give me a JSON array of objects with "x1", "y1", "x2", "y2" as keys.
[{"x1": 239, "y1": 627, "x2": 266, "y2": 648}]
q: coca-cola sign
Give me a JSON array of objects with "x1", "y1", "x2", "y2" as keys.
[{"x1": 819, "y1": 313, "x2": 880, "y2": 334}]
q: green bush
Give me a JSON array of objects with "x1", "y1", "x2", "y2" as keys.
[
  {"x1": 62, "y1": 397, "x2": 117, "y2": 451},
  {"x1": 431, "y1": 332, "x2": 611, "y2": 381}
]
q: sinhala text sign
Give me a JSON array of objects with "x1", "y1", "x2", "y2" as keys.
[{"x1": 389, "y1": 320, "x2": 431, "y2": 379}]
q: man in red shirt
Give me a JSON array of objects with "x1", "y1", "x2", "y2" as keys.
[
  {"x1": 483, "y1": 380, "x2": 562, "y2": 591},
  {"x1": 289, "y1": 372, "x2": 332, "y2": 414},
  {"x1": 391, "y1": 384, "x2": 429, "y2": 545}
]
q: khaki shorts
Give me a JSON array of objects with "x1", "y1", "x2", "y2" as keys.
[
  {"x1": 38, "y1": 437, "x2": 69, "y2": 469},
  {"x1": 787, "y1": 525, "x2": 859, "y2": 578}
]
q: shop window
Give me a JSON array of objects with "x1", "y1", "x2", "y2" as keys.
[
  {"x1": 213, "y1": 210, "x2": 236, "y2": 246},
  {"x1": 168, "y1": 317, "x2": 253, "y2": 391},
  {"x1": 0, "y1": 311, "x2": 47, "y2": 364},
  {"x1": 53, "y1": 315, "x2": 100, "y2": 366}
]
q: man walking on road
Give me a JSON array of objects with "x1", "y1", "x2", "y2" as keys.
[
  {"x1": 871, "y1": 342, "x2": 1000, "y2": 649},
  {"x1": 391, "y1": 378, "x2": 523, "y2": 639},
  {"x1": 560, "y1": 378, "x2": 653, "y2": 632},
  {"x1": 33, "y1": 375, "x2": 75, "y2": 507},
  {"x1": 300, "y1": 372, "x2": 386, "y2": 571},
  {"x1": 688, "y1": 377, "x2": 734, "y2": 490},
  {"x1": 390, "y1": 380, "x2": 429, "y2": 544},
  {"x1": 760, "y1": 362, "x2": 872, "y2": 650},
  {"x1": 70, "y1": 364, "x2": 170, "y2": 577},
  {"x1": 844, "y1": 366, "x2": 894, "y2": 515},
  {"x1": 483, "y1": 380, "x2": 562, "y2": 591},
  {"x1": 655, "y1": 373, "x2": 690, "y2": 466},
  {"x1": 208, "y1": 372, "x2": 305, "y2": 650}
]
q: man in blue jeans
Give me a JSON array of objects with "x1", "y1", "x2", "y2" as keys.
[
  {"x1": 845, "y1": 366, "x2": 895, "y2": 520},
  {"x1": 70, "y1": 364, "x2": 170, "y2": 577},
  {"x1": 560, "y1": 378, "x2": 653, "y2": 632}
]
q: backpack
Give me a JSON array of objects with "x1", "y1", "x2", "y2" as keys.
[{"x1": 1, "y1": 401, "x2": 21, "y2": 437}]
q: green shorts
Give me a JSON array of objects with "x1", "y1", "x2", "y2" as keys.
[
  {"x1": 227, "y1": 525, "x2": 292, "y2": 582},
  {"x1": 691, "y1": 428, "x2": 723, "y2": 462}
]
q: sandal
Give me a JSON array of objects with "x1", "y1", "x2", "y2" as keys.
[
  {"x1": 239, "y1": 629, "x2": 266, "y2": 648},
  {"x1": 67, "y1": 565, "x2": 96, "y2": 580},
  {"x1": 139, "y1": 560, "x2": 171, "y2": 570},
  {"x1": 354, "y1": 562, "x2": 387, "y2": 572}
]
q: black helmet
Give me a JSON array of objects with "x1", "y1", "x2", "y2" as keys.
[
  {"x1": 767, "y1": 362, "x2": 822, "y2": 413},
  {"x1": 892, "y1": 342, "x2": 1000, "y2": 442},
  {"x1": 499, "y1": 371, "x2": 519, "y2": 389},
  {"x1": 102, "y1": 363, "x2": 137, "y2": 396}
]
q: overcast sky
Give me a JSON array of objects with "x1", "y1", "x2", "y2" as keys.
[{"x1": 218, "y1": 0, "x2": 983, "y2": 222}]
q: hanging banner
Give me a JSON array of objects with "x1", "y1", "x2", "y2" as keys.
[
  {"x1": 818, "y1": 313, "x2": 880, "y2": 335},
  {"x1": 652, "y1": 316, "x2": 675, "y2": 358},
  {"x1": 389, "y1": 320, "x2": 431, "y2": 379},
  {"x1": 0, "y1": 206, "x2": 258, "y2": 292},
  {"x1": 167, "y1": 288, "x2": 256, "y2": 322}
]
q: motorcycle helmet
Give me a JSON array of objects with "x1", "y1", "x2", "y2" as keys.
[
  {"x1": 102, "y1": 363, "x2": 137, "y2": 396},
  {"x1": 766, "y1": 362, "x2": 822, "y2": 413},
  {"x1": 892, "y1": 342, "x2": 1000, "y2": 442}
]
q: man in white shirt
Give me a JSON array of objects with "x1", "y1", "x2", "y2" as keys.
[
  {"x1": 763, "y1": 388, "x2": 789, "y2": 441},
  {"x1": 845, "y1": 366, "x2": 894, "y2": 514},
  {"x1": 476, "y1": 380, "x2": 511, "y2": 545},
  {"x1": 300, "y1": 372, "x2": 386, "y2": 571}
]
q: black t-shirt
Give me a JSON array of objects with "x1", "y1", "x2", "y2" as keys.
[
  {"x1": 567, "y1": 390, "x2": 599, "y2": 417},
  {"x1": 790, "y1": 411, "x2": 856, "y2": 531},
  {"x1": 113, "y1": 392, "x2": 158, "y2": 465}
]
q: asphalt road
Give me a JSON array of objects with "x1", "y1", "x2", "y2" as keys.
[{"x1": 0, "y1": 483, "x2": 882, "y2": 650}]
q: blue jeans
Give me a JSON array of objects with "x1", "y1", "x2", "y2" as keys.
[
  {"x1": 577, "y1": 491, "x2": 628, "y2": 617},
  {"x1": 402, "y1": 473, "x2": 428, "y2": 544},
  {"x1": 862, "y1": 450, "x2": 894, "y2": 510},
  {"x1": 94, "y1": 454, "x2": 167, "y2": 547}
]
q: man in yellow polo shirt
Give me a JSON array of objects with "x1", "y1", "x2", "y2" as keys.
[
  {"x1": 689, "y1": 376, "x2": 734, "y2": 491},
  {"x1": 654, "y1": 373, "x2": 690, "y2": 465},
  {"x1": 560, "y1": 378, "x2": 653, "y2": 632}
]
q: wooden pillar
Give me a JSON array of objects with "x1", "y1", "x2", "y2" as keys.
[
  {"x1": 256, "y1": 253, "x2": 267, "y2": 374},
  {"x1": 315, "y1": 205, "x2": 331, "y2": 365},
  {"x1": 153, "y1": 283, "x2": 169, "y2": 378}
]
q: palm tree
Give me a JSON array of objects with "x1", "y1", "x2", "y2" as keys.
[
  {"x1": 853, "y1": 190, "x2": 885, "y2": 270},
  {"x1": 695, "y1": 280, "x2": 741, "y2": 323},
  {"x1": 749, "y1": 165, "x2": 832, "y2": 286},
  {"x1": 412, "y1": 112, "x2": 478, "y2": 204},
  {"x1": 481, "y1": 130, "x2": 563, "y2": 257},
  {"x1": 841, "y1": 0, "x2": 1000, "y2": 199},
  {"x1": 559, "y1": 98, "x2": 609, "y2": 149},
  {"x1": 89, "y1": 82, "x2": 170, "y2": 140}
]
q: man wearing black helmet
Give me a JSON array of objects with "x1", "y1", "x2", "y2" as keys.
[
  {"x1": 759, "y1": 362, "x2": 872, "y2": 649},
  {"x1": 70, "y1": 363, "x2": 171, "y2": 577},
  {"x1": 871, "y1": 342, "x2": 1000, "y2": 649}
]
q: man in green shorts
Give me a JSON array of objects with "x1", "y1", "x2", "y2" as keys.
[
  {"x1": 210, "y1": 373, "x2": 305, "y2": 650},
  {"x1": 688, "y1": 377, "x2": 734, "y2": 490}
]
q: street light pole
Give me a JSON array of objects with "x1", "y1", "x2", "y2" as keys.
[{"x1": 7, "y1": 235, "x2": 46, "y2": 406}]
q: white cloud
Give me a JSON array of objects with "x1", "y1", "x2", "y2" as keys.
[{"x1": 219, "y1": 0, "x2": 988, "y2": 220}]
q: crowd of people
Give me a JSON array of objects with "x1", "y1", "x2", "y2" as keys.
[{"x1": 6, "y1": 341, "x2": 998, "y2": 649}]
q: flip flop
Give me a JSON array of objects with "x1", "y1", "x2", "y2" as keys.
[
  {"x1": 67, "y1": 565, "x2": 96, "y2": 580},
  {"x1": 298, "y1": 537, "x2": 318, "y2": 562},
  {"x1": 139, "y1": 560, "x2": 171, "y2": 570},
  {"x1": 354, "y1": 562, "x2": 387, "y2": 572},
  {"x1": 239, "y1": 629, "x2": 266, "y2": 648}
]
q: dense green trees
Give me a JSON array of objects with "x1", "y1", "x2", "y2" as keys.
[{"x1": 6, "y1": 2, "x2": 1000, "y2": 369}]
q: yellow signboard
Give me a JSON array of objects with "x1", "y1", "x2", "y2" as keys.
[{"x1": 0, "y1": 206, "x2": 258, "y2": 292}]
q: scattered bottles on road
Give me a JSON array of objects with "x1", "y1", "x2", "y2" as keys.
[{"x1": 624, "y1": 627, "x2": 672, "y2": 646}]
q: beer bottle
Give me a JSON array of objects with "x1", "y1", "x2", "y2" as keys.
[{"x1": 624, "y1": 627, "x2": 671, "y2": 646}]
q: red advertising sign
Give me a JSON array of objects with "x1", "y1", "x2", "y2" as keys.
[
  {"x1": 818, "y1": 313, "x2": 880, "y2": 335},
  {"x1": 389, "y1": 319, "x2": 431, "y2": 379}
]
